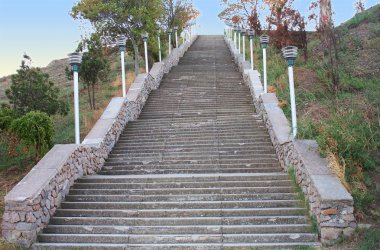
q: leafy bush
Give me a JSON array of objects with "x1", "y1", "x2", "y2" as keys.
[
  {"x1": 0, "y1": 106, "x2": 16, "y2": 131},
  {"x1": 10, "y1": 111, "x2": 54, "y2": 159}
]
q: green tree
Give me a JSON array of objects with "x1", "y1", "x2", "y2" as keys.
[
  {"x1": 162, "y1": 0, "x2": 199, "y2": 47},
  {"x1": 6, "y1": 55, "x2": 68, "y2": 116},
  {"x1": 10, "y1": 111, "x2": 54, "y2": 160},
  {"x1": 78, "y1": 33, "x2": 109, "y2": 110},
  {"x1": 71, "y1": 0, "x2": 163, "y2": 76}
]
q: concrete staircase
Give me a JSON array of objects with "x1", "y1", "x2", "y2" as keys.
[{"x1": 34, "y1": 36, "x2": 319, "y2": 249}]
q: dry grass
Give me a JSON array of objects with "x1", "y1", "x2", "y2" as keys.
[
  {"x1": 327, "y1": 152, "x2": 350, "y2": 190},
  {"x1": 82, "y1": 70, "x2": 137, "y2": 135}
]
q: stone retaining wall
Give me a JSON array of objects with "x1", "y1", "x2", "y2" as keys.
[
  {"x1": 1, "y1": 36, "x2": 197, "y2": 248},
  {"x1": 225, "y1": 37, "x2": 356, "y2": 245}
]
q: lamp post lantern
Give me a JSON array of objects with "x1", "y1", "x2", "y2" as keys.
[
  {"x1": 282, "y1": 46, "x2": 299, "y2": 138},
  {"x1": 117, "y1": 35, "x2": 127, "y2": 98},
  {"x1": 260, "y1": 35, "x2": 269, "y2": 94},
  {"x1": 141, "y1": 32, "x2": 149, "y2": 73},
  {"x1": 241, "y1": 28, "x2": 246, "y2": 61},
  {"x1": 168, "y1": 29, "x2": 173, "y2": 54},
  {"x1": 68, "y1": 52, "x2": 83, "y2": 145},
  {"x1": 174, "y1": 26, "x2": 179, "y2": 48},
  {"x1": 248, "y1": 29, "x2": 255, "y2": 70},
  {"x1": 157, "y1": 30, "x2": 162, "y2": 62}
]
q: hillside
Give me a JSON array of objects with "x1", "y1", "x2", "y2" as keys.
[{"x1": 254, "y1": 5, "x2": 380, "y2": 248}]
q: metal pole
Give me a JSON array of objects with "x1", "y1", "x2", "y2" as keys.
[
  {"x1": 242, "y1": 35, "x2": 246, "y2": 61},
  {"x1": 120, "y1": 52, "x2": 126, "y2": 97},
  {"x1": 234, "y1": 31, "x2": 237, "y2": 49},
  {"x1": 288, "y1": 66, "x2": 297, "y2": 138},
  {"x1": 158, "y1": 35, "x2": 162, "y2": 62},
  {"x1": 263, "y1": 48, "x2": 267, "y2": 93},
  {"x1": 250, "y1": 37, "x2": 254, "y2": 70},
  {"x1": 73, "y1": 70, "x2": 80, "y2": 145},
  {"x1": 144, "y1": 40, "x2": 148, "y2": 73},
  {"x1": 169, "y1": 34, "x2": 171, "y2": 54},
  {"x1": 175, "y1": 30, "x2": 178, "y2": 48}
]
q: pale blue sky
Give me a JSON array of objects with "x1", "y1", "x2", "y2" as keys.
[{"x1": 0, "y1": 0, "x2": 378, "y2": 77}]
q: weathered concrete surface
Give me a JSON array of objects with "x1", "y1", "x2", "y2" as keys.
[{"x1": 225, "y1": 36, "x2": 356, "y2": 245}]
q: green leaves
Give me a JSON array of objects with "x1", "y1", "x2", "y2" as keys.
[
  {"x1": 6, "y1": 57, "x2": 68, "y2": 117},
  {"x1": 10, "y1": 111, "x2": 54, "y2": 159}
]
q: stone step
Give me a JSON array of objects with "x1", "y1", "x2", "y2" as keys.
[
  {"x1": 33, "y1": 242, "x2": 320, "y2": 250},
  {"x1": 49, "y1": 215, "x2": 309, "y2": 226},
  {"x1": 43, "y1": 224, "x2": 311, "y2": 235},
  {"x1": 66, "y1": 186, "x2": 295, "y2": 195},
  {"x1": 71, "y1": 179, "x2": 292, "y2": 188},
  {"x1": 54, "y1": 207, "x2": 305, "y2": 218},
  {"x1": 78, "y1": 173, "x2": 290, "y2": 183},
  {"x1": 60, "y1": 200, "x2": 300, "y2": 210},
  {"x1": 64, "y1": 193, "x2": 297, "y2": 202},
  {"x1": 111, "y1": 147, "x2": 275, "y2": 154},
  {"x1": 101, "y1": 165, "x2": 280, "y2": 172},
  {"x1": 97, "y1": 168, "x2": 282, "y2": 175},
  {"x1": 38, "y1": 233, "x2": 317, "y2": 244}
]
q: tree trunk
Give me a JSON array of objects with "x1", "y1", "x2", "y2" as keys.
[
  {"x1": 319, "y1": 0, "x2": 333, "y2": 31},
  {"x1": 87, "y1": 85, "x2": 93, "y2": 110},
  {"x1": 319, "y1": 0, "x2": 340, "y2": 92},
  {"x1": 131, "y1": 37, "x2": 140, "y2": 76},
  {"x1": 92, "y1": 83, "x2": 96, "y2": 110}
]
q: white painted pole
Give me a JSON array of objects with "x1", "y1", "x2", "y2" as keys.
[
  {"x1": 158, "y1": 35, "x2": 162, "y2": 62},
  {"x1": 288, "y1": 66, "x2": 297, "y2": 138},
  {"x1": 144, "y1": 40, "x2": 148, "y2": 73},
  {"x1": 242, "y1": 34, "x2": 246, "y2": 61},
  {"x1": 238, "y1": 32, "x2": 241, "y2": 54},
  {"x1": 169, "y1": 33, "x2": 172, "y2": 54},
  {"x1": 73, "y1": 71, "x2": 80, "y2": 145},
  {"x1": 175, "y1": 30, "x2": 178, "y2": 48},
  {"x1": 250, "y1": 37, "x2": 254, "y2": 70},
  {"x1": 263, "y1": 48, "x2": 267, "y2": 93},
  {"x1": 234, "y1": 31, "x2": 237, "y2": 49},
  {"x1": 120, "y1": 52, "x2": 126, "y2": 97}
]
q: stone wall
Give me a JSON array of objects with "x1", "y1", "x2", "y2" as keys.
[
  {"x1": 1, "y1": 36, "x2": 197, "y2": 248},
  {"x1": 224, "y1": 37, "x2": 356, "y2": 245}
]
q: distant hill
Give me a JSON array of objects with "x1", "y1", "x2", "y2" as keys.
[{"x1": 0, "y1": 58, "x2": 71, "y2": 103}]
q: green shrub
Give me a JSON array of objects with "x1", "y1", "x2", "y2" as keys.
[
  {"x1": 359, "y1": 228, "x2": 380, "y2": 250},
  {"x1": 345, "y1": 11, "x2": 376, "y2": 29},
  {"x1": 0, "y1": 106, "x2": 16, "y2": 131},
  {"x1": 10, "y1": 111, "x2": 54, "y2": 159}
]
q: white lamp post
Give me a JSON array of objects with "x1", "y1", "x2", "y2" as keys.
[
  {"x1": 238, "y1": 26, "x2": 241, "y2": 54},
  {"x1": 168, "y1": 29, "x2": 172, "y2": 54},
  {"x1": 260, "y1": 35, "x2": 269, "y2": 94},
  {"x1": 174, "y1": 26, "x2": 179, "y2": 48},
  {"x1": 241, "y1": 28, "x2": 246, "y2": 61},
  {"x1": 282, "y1": 46, "x2": 299, "y2": 138},
  {"x1": 68, "y1": 52, "x2": 83, "y2": 145},
  {"x1": 233, "y1": 25, "x2": 238, "y2": 49},
  {"x1": 142, "y1": 32, "x2": 149, "y2": 73},
  {"x1": 157, "y1": 30, "x2": 162, "y2": 62},
  {"x1": 248, "y1": 29, "x2": 255, "y2": 70},
  {"x1": 117, "y1": 35, "x2": 127, "y2": 98}
]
